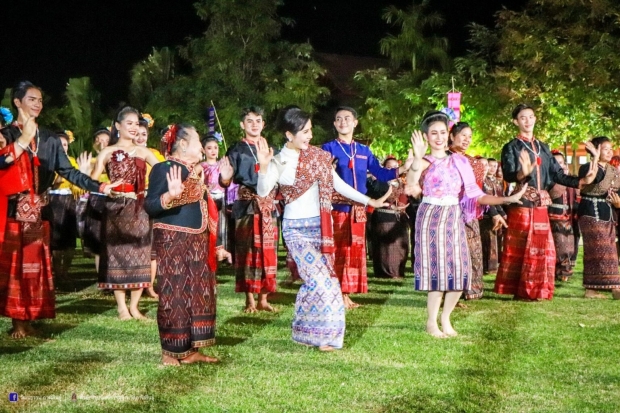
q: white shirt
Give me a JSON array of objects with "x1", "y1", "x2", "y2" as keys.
[{"x1": 257, "y1": 146, "x2": 370, "y2": 219}]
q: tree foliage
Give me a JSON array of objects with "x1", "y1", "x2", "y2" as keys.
[{"x1": 131, "y1": 0, "x2": 330, "y2": 145}]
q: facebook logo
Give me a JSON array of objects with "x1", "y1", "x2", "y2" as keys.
[{"x1": 8, "y1": 392, "x2": 18, "y2": 402}]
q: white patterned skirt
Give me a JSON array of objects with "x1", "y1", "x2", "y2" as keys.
[
  {"x1": 282, "y1": 217, "x2": 345, "y2": 349},
  {"x1": 414, "y1": 202, "x2": 471, "y2": 291}
]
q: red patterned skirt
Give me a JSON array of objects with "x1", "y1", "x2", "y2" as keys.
[
  {"x1": 234, "y1": 214, "x2": 278, "y2": 294},
  {"x1": 332, "y1": 210, "x2": 367, "y2": 294},
  {"x1": 0, "y1": 219, "x2": 55, "y2": 320},
  {"x1": 579, "y1": 216, "x2": 620, "y2": 289},
  {"x1": 494, "y1": 207, "x2": 555, "y2": 300},
  {"x1": 98, "y1": 198, "x2": 151, "y2": 290},
  {"x1": 153, "y1": 228, "x2": 216, "y2": 358}
]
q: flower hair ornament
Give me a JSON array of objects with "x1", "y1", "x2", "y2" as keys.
[
  {"x1": 0, "y1": 107, "x2": 13, "y2": 125},
  {"x1": 65, "y1": 130, "x2": 75, "y2": 144},
  {"x1": 161, "y1": 124, "x2": 179, "y2": 156},
  {"x1": 142, "y1": 113, "x2": 155, "y2": 128}
]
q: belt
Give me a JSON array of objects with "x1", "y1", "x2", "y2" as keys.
[
  {"x1": 113, "y1": 183, "x2": 136, "y2": 193},
  {"x1": 375, "y1": 208, "x2": 399, "y2": 214},
  {"x1": 549, "y1": 203, "x2": 568, "y2": 210},
  {"x1": 422, "y1": 196, "x2": 459, "y2": 206},
  {"x1": 49, "y1": 189, "x2": 72, "y2": 195}
]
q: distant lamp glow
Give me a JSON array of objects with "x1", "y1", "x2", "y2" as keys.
[
  {"x1": 579, "y1": 156, "x2": 588, "y2": 165},
  {"x1": 566, "y1": 155, "x2": 572, "y2": 164}
]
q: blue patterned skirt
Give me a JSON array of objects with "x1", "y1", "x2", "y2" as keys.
[
  {"x1": 282, "y1": 217, "x2": 345, "y2": 349},
  {"x1": 414, "y1": 203, "x2": 471, "y2": 291}
]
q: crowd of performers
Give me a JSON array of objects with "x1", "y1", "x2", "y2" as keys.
[{"x1": 1, "y1": 80, "x2": 619, "y2": 365}]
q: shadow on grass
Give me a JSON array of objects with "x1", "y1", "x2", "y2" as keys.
[{"x1": 56, "y1": 298, "x2": 112, "y2": 315}]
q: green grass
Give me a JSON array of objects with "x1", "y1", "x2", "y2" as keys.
[{"x1": 1, "y1": 246, "x2": 619, "y2": 413}]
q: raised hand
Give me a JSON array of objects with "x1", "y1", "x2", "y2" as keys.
[
  {"x1": 18, "y1": 108, "x2": 37, "y2": 143},
  {"x1": 256, "y1": 137, "x2": 273, "y2": 168},
  {"x1": 167, "y1": 165, "x2": 185, "y2": 198},
  {"x1": 410, "y1": 131, "x2": 428, "y2": 160},
  {"x1": 519, "y1": 149, "x2": 535, "y2": 178},
  {"x1": 77, "y1": 151, "x2": 93, "y2": 175},
  {"x1": 584, "y1": 141, "x2": 599, "y2": 161},
  {"x1": 505, "y1": 183, "x2": 528, "y2": 205},
  {"x1": 368, "y1": 185, "x2": 392, "y2": 209},
  {"x1": 219, "y1": 156, "x2": 234, "y2": 181},
  {"x1": 403, "y1": 149, "x2": 415, "y2": 170},
  {"x1": 583, "y1": 160, "x2": 598, "y2": 185}
]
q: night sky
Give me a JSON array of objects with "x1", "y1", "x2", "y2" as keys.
[{"x1": 0, "y1": 0, "x2": 527, "y2": 108}]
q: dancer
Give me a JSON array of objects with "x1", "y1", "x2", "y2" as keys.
[
  {"x1": 202, "y1": 136, "x2": 234, "y2": 255},
  {"x1": 219, "y1": 107, "x2": 278, "y2": 313},
  {"x1": 256, "y1": 106, "x2": 390, "y2": 350},
  {"x1": 91, "y1": 106, "x2": 160, "y2": 320},
  {"x1": 47, "y1": 131, "x2": 81, "y2": 279},
  {"x1": 145, "y1": 123, "x2": 230, "y2": 365},
  {"x1": 0, "y1": 81, "x2": 115, "y2": 338},
  {"x1": 494, "y1": 104, "x2": 598, "y2": 301},
  {"x1": 82, "y1": 128, "x2": 111, "y2": 269},
  {"x1": 577, "y1": 137, "x2": 620, "y2": 299},
  {"x1": 406, "y1": 111, "x2": 526, "y2": 337},
  {"x1": 447, "y1": 123, "x2": 491, "y2": 300},
  {"x1": 480, "y1": 158, "x2": 507, "y2": 274},
  {"x1": 548, "y1": 151, "x2": 576, "y2": 282},
  {"x1": 367, "y1": 156, "x2": 410, "y2": 279},
  {"x1": 322, "y1": 106, "x2": 412, "y2": 308}
]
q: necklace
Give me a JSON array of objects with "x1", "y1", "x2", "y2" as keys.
[
  {"x1": 336, "y1": 139, "x2": 356, "y2": 169},
  {"x1": 517, "y1": 135, "x2": 541, "y2": 166},
  {"x1": 244, "y1": 140, "x2": 260, "y2": 173},
  {"x1": 16, "y1": 124, "x2": 41, "y2": 167}
]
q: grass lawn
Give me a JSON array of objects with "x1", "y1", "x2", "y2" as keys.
[{"x1": 1, "y1": 245, "x2": 619, "y2": 413}]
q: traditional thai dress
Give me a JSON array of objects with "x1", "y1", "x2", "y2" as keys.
[
  {"x1": 495, "y1": 137, "x2": 580, "y2": 300},
  {"x1": 548, "y1": 183, "x2": 576, "y2": 280},
  {"x1": 98, "y1": 150, "x2": 151, "y2": 290},
  {"x1": 458, "y1": 153, "x2": 487, "y2": 299},
  {"x1": 258, "y1": 145, "x2": 370, "y2": 348},
  {"x1": 0, "y1": 126, "x2": 100, "y2": 321},
  {"x1": 202, "y1": 160, "x2": 238, "y2": 253},
  {"x1": 145, "y1": 157, "x2": 220, "y2": 359},
  {"x1": 578, "y1": 163, "x2": 620, "y2": 290},
  {"x1": 321, "y1": 139, "x2": 398, "y2": 294},
  {"x1": 480, "y1": 175, "x2": 506, "y2": 274},
  {"x1": 414, "y1": 154, "x2": 484, "y2": 292},
  {"x1": 366, "y1": 176, "x2": 410, "y2": 278},
  {"x1": 225, "y1": 140, "x2": 278, "y2": 294}
]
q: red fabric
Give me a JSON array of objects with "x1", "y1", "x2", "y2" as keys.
[
  {"x1": 0, "y1": 219, "x2": 55, "y2": 320},
  {"x1": 206, "y1": 194, "x2": 218, "y2": 272},
  {"x1": 332, "y1": 210, "x2": 367, "y2": 294},
  {"x1": 237, "y1": 186, "x2": 278, "y2": 290},
  {"x1": 494, "y1": 207, "x2": 555, "y2": 300},
  {"x1": 279, "y1": 146, "x2": 335, "y2": 253},
  {"x1": 0, "y1": 143, "x2": 33, "y2": 242}
]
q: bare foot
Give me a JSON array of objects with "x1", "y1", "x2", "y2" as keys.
[
  {"x1": 180, "y1": 352, "x2": 218, "y2": 364},
  {"x1": 584, "y1": 289, "x2": 607, "y2": 299},
  {"x1": 9, "y1": 320, "x2": 31, "y2": 339},
  {"x1": 426, "y1": 322, "x2": 447, "y2": 338},
  {"x1": 243, "y1": 305, "x2": 258, "y2": 313},
  {"x1": 440, "y1": 317, "x2": 458, "y2": 337},
  {"x1": 118, "y1": 309, "x2": 132, "y2": 321},
  {"x1": 318, "y1": 345, "x2": 336, "y2": 352},
  {"x1": 129, "y1": 308, "x2": 147, "y2": 320},
  {"x1": 162, "y1": 354, "x2": 180, "y2": 366},
  {"x1": 145, "y1": 287, "x2": 159, "y2": 300},
  {"x1": 455, "y1": 302, "x2": 467, "y2": 309},
  {"x1": 256, "y1": 303, "x2": 277, "y2": 312},
  {"x1": 343, "y1": 295, "x2": 361, "y2": 309}
]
